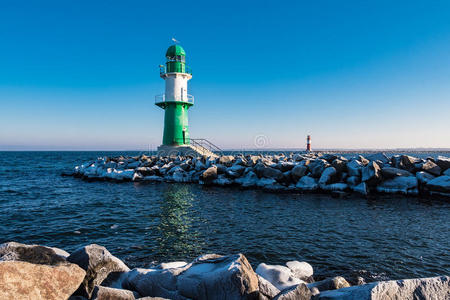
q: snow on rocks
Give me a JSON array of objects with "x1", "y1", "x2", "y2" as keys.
[
  {"x1": 67, "y1": 152, "x2": 450, "y2": 198},
  {"x1": 2, "y1": 241, "x2": 449, "y2": 300}
]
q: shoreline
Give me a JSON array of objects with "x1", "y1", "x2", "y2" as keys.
[
  {"x1": 1, "y1": 242, "x2": 448, "y2": 299},
  {"x1": 64, "y1": 152, "x2": 450, "y2": 198}
]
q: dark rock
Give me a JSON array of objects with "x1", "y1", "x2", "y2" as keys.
[
  {"x1": 365, "y1": 153, "x2": 389, "y2": 164},
  {"x1": 357, "y1": 155, "x2": 369, "y2": 166},
  {"x1": 319, "y1": 167, "x2": 337, "y2": 185},
  {"x1": 0, "y1": 242, "x2": 68, "y2": 266},
  {"x1": 426, "y1": 176, "x2": 450, "y2": 194},
  {"x1": 219, "y1": 155, "x2": 234, "y2": 167},
  {"x1": 309, "y1": 160, "x2": 330, "y2": 178},
  {"x1": 400, "y1": 155, "x2": 421, "y2": 172},
  {"x1": 67, "y1": 244, "x2": 130, "y2": 299},
  {"x1": 418, "y1": 160, "x2": 441, "y2": 176},
  {"x1": 291, "y1": 165, "x2": 308, "y2": 181},
  {"x1": 347, "y1": 160, "x2": 363, "y2": 177},
  {"x1": 381, "y1": 167, "x2": 413, "y2": 178},
  {"x1": 331, "y1": 159, "x2": 347, "y2": 173},
  {"x1": 436, "y1": 156, "x2": 450, "y2": 171},
  {"x1": 361, "y1": 161, "x2": 381, "y2": 185},
  {"x1": 91, "y1": 286, "x2": 138, "y2": 300}
]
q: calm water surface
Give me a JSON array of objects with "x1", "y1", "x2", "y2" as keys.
[{"x1": 0, "y1": 151, "x2": 449, "y2": 281}]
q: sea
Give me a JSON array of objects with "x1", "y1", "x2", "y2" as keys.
[{"x1": 0, "y1": 151, "x2": 449, "y2": 282}]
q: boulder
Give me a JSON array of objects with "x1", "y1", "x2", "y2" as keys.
[
  {"x1": 262, "y1": 167, "x2": 283, "y2": 180},
  {"x1": 218, "y1": 155, "x2": 234, "y2": 167},
  {"x1": 347, "y1": 160, "x2": 362, "y2": 177},
  {"x1": 426, "y1": 176, "x2": 450, "y2": 194},
  {"x1": 352, "y1": 182, "x2": 368, "y2": 196},
  {"x1": 316, "y1": 276, "x2": 450, "y2": 300},
  {"x1": 67, "y1": 244, "x2": 130, "y2": 298},
  {"x1": 201, "y1": 166, "x2": 218, "y2": 183},
  {"x1": 365, "y1": 153, "x2": 389, "y2": 164},
  {"x1": 361, "y1": 161, "x2": 381, "y2": 184},
  {"x1": 258, "y1": 275, "x2": 280, "y2": 299},
  {"x1": 435, "y1": 156, "x2": 450, "y2": 171},
  {"x1": 346, "y1": 176, "x2": 360, "y2": 186},
  {"x1": 291, "y1": 165, "x2": 308, "y2": 181},
  {"x1": 376, "y1": 176, "x2": 418, "y2": 194},
  {"x1": 307, "y1": 276, "x2": 350, "y2": 292},
  {"x1": 0, "y1": 242, "x2": 69, "y2": 265},
  {"x1": 0, "y1": 261, "x2": 85, "y2": 300},
  {"x1": 418, "y1": 160, "x2": 441, "y2": 176},
  {"x1": 415, "y1": 171, "x2": 435, "y2": 185},
  {"x1": 91, "y1": 286, "x2": 138, "y2": 300},
  {"x1": 319, "y1": 167, "x2": 337, "y2": 185},
  {"x1": 278, "y1": 161, "x2": 295, "y2": 172},
  {"x1": 357, "y1": 155, "x2": 369, "y2": 166},
  {"x1": 176, "y1": 253, "x2": 259, "y2": 299},
  {"x1": 309, "y1": 160, "x2": 330, "y2": 178},
  {"x1": 296, "y1": 176, "x2": 319, "y2": 191},
  {"x1": 444, "y1": 168, "x2": 450, "y2": 176},
  {"x1": 255, "y1": 263, "x2": 303, "y2": 291},
  {"x1": 331, "y1": 159, "x2": 347, "y2": 173},
  {"x1": 321, "y1": 183, "x2": 348, "y2": 192},
  {"x1": 400, "y1": 155, "x2": 420, "y2": 172},
  {"x1": 235, "y1": 171, "x2": 259, "y2": 187},
  {"x1": 285, "y1": 261, "x2": 313, "y2": 282},
  {"x1": 381, "y1": 167, "x2": 413, "y2": 178},
  {"x1": 273, "y1": 283, "x2": 312, "y2": 300}
]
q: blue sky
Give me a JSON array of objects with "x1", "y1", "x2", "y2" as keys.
[{"x1": 1, "y1": 0, "x2": 449, "y2": 150}]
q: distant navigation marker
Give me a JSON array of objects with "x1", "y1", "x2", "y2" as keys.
[{"x1": 306, "y1": 135, "x2": 311, "y2": 152}]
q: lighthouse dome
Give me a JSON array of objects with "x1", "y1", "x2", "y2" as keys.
[{"x1": 166, "y1": 45, "x2": 186, "y2": 57}]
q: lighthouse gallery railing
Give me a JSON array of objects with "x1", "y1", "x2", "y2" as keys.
[{"x1": 155, "y1": 93, "x2": 194, "y2": 105}]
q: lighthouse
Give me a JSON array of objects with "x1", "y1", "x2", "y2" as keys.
[{"x1": 155, "y1": 45, "x2": 217, "y2": 157}]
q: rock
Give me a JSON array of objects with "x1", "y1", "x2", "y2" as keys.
[
  {"x1": 309, "y1": 159, "x2": 330, "y2": 178},
  {"x1": 176, "y1": 253, "x2": 259, "y2": 299},
  {"x1": 316, "y1": 276, "x2": 450, "y2": 300},
  {"x1": 291, "y1": 165, "x2": 308, "y2": 181},
  {"x1": 346, "y1": 176, "x2": 360, "y2": 186},
  {"x1": 67, "y1": 244, "x2": 130, "y2": 298},
  {"x1": 296, "y1": 176, "x2": 319, "y2": 191},
  {"x1": 91, "y1": 286, "x2": 138, "y2": 300},
  {"x1": 262, "y1": 167, "x2": 283, "y2": 180},
  {"x1": 361, "y1": 161, "x2": 381, "y2": 184},
  {"x1": 331, "y1": 159, "x2": 347, "y2": 173},
  {"x1": 436, "y1": 156, "x2": 450, "y2": 171},
  {"x1": 352, "y1": 182, "x2": 368, "y2": 195},
  {"x1": 426, "y1": 176, "x2": 450, "y2": 194},
  {"x1": 319, "y1": 167, "x2": 337, "y2": 185},
  {"x1": 213, "y1": 174, "x2": 233, "y2": 186},
  {"x1": 0, "y1": 242, "x2": 68, "y2": 265},
  {"x1": 255, "y1": 263, "x2": 303, "y2": 291},
  {"x1": 444, "y1": 168, "x2": 450, "y2": 176},
  {"x1": 278, "y1": 161, "x2": 295, "y2": 172},
  {"x1": 400, "y1": 155, "x2": 420, "y2": 172},
  {"x1": 321, "y1": 183, "x2": 348, "y2": 192},
  {"x1": 159, "y1": 261, "x2": 188, "y2": 269},
  {"x1": 235, "y1": 171, "x2": 259, "y2": 187},
  {"x1": 416, "y1": 171, "x2": 435, "y2": 185},
  {"x1": 322, "y1": 154, "x2": 338, "y2": 163},
  {"x1": 273, "y1": 283, "x2": 312, "y2": 300},
  {"x1": 418, "y1": 160, "x2": 441, "y2": 176},
  {"x1": 201, "y1": 166, "x2": 218, "y2": 183},
  {"x1": 381, "y1": 167, "x2": 413, "y2": 178},
  {"x1": 0, "y1": 261, "x2": 85, "y2": 300},
  {"x1": 285, "y1": 261, "x2": 313, "y2": 282},
  {"x1": 128, "y1": 254, "x2": 259, "y2": 300},
  {"x1": 258, "y1": 275, "x2": 281, "y2": 299},
  {"x1": 307, "y1": 276, "x2": 350, "y2": 292},
  {"x1": 366, "y1": 153, "x2": 389, "y2": 164},
  {"x1": 347, "y1": 160, "x2": 363, "y2": 177},
  {"x1": 376, "y1": 176, "x2": 418, "y2": 194},
  {"x1": 357, "y1": 155, "x2": 369, "y2": 166}
]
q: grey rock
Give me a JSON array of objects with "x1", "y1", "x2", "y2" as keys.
[
  {"x1": 418, "y1": 160, "x2": 441, "y2": 176},
  {"x1": 346, "y1": 176, "x2": 360, "y2": 186},
  {"x1": 376, "y1": 176, "x2": 418, "y2": 194},
  {"x1": 91, "y1": 286, "x2": 138, "y2": 300},
  {"x1": 273, "y1": 283, "x2": 312, "y2": 300},
  {"x1": 316, "y1": 275, "x2": 450, "y2": 300},
  {"x1": 426, "y1": 175, "x2": 450, "y2": 194},
  {"x1": 309, "y1": 159, "x2": 330, "y2": 178},
  {"x1": 0, "y1": 241, "x2": 68, "y2": 266},
  {"x1": 352, "y1": 182, "x2": 368, "y2": 195},
  {"x1": 347, "y1": 160, "x2": 363, "y2": 177},
  {"x1": 256, "y1": 263, "x2": 303, "y2": 291},
  {"x1": 416, "y1": 171, "x2": 435, "y2": 185},
  {"x1": 331, "y1": 159, "x2": 347, "y2": 173},
  {"x1": 291, "y1": 165, "x2": 308, "y2": 181},
  {"x1": 319, "y1": 167, "x2": 337, "y2": 185},
  {"x1": 296, "y1": 176, "x2": 319, "y2": 191},
  {"x1": 365, "y1": 153, "x2": 389, "y2": 164},
  {"x1": 219, "y1": 155, "x2": 234, "y2": 167},
  {"x1": 258, "y1": 275, "x2": 281, "y2": 299},
  {"x1": 67, "y1": 244, "x2": 130, "y2": 299},
  {"x1": 286, "y1": 261, "x2": 314, "y2": 282},
  {"x1": 381, "y1": 167, "x2": 413, "y2": 178},
  {"x1": 361, "y1": 161, "x2": 381, "y2": 185}
]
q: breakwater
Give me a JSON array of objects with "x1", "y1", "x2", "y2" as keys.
[
  {"x1": 66, "y1": 152, "x2": 450, "y2": 197},
  {"x1": 1, "y1": 242, "x2": 448, "y2": 299}
]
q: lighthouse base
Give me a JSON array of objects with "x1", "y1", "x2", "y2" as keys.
[{"x1": 157, "y1": 144, "x2": 218, "y2": 158}]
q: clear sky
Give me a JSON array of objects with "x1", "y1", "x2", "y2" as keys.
[{"x1": 1, "y1": 0, "x2": 449, "y2": 150}]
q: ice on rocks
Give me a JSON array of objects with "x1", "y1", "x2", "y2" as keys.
[{"x1": 255, "y1": 263, "x2": 304, "y2": 291}]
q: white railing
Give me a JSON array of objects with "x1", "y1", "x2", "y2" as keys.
[{"x1": 155, "y1": 93, "x2": 194, "y2": 105}]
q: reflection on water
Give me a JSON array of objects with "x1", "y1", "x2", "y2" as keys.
[{"x1": 155, "y1": 184, "x2": 204, "y2": 260}]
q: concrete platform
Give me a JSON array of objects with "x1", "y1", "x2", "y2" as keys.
[{"x1": 157, "y1": 144, "x2": 218, "y2": 158}]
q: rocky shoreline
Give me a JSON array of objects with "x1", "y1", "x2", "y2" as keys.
[
  {"x1": 1, "y1": 242, "x2": 448, "y2": 300},
  {"x1": 65, "y1": 152, "x2": 450, "y2": 197}
]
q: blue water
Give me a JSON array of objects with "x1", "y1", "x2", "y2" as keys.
[{"x1": 0, "y1": 151, "x2": 449, "y2": 281}]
